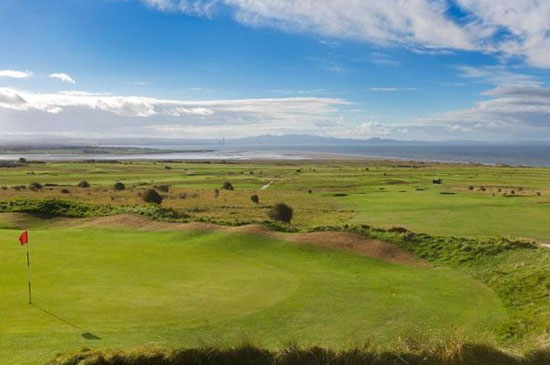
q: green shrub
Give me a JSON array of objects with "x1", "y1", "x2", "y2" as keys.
[
  {"x1": 250, "y1": 195, "x2": 260, "y2": 204},
  {"x1": 78, "y1": 181, "x2": 90, "y2": 188},
  {"x1": 113, "y1": 182, "x2": 125, "y2": 191},
  {"x1": 29, "y1": 182, "x2": 42, "y2": 191},
  {"x1": 222, "y1": 182, "x2": 234, "y2": 191},
  {"x1": 268, "y1": 203, "x2": 293, "y2": 224},
  {"x1": 142, "y1": 189, "x2": 163, "y2": 204}
]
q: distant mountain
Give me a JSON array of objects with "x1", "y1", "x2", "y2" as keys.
[{"x1": 227, "y1": 134, "x2": 405, "y2": 145}]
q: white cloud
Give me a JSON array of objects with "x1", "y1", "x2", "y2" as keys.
[
  {"x1": 138, "y1": 0, "x2": 550, "y2": 68},
  {"x1": 457, "y1": 65, "x2": 540, "y2": 87},
  {"x1": 0, "y1": 70, "x2": 32, "y2": 79},
  {"x1": 0, "y1": 87, "x2": 350, "y2": 138},
  {"x1": 409, "y1": 85, "x2": 550, "y2": 140},
  {"x1": 49, "y1": 73, "x2": 76, "y2": 84}
]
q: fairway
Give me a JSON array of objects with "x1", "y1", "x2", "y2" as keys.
[{"x1": 0, "y1": 222, "x2": 505, "y2": 364}]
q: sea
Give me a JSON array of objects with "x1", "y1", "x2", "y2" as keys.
[{"x1": 1, "y1": 143, "x2": 550, "y2": 167}]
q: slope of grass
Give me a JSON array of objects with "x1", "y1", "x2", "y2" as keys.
[
  {"x1": 324, "y1": 224, "x2": 549, "y2": 344},
  {"x1": 0, "y1": 226, "x2": 504, "y2": 364}
]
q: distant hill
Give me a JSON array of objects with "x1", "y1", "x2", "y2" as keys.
[{"x1": 228, "y1": 134, "x2": 405, "y2": 145}]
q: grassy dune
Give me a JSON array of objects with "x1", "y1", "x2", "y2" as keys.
[{"x1": 0, "y1": 222, "x2": 504, "y2": 364}]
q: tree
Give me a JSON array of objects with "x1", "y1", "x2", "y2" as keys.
[
  {"x1": 142, "y1": 189, "x2": 163, "y2": 204},
  {"x1": 268, "y1": 203, "x2": 293, "y2": 224},
  {"x1": 250, "y1": 194, "x2": 260, "y2": 204},
  {"x1": 78, "y1": 181, "x2": 90, "y2": 188},
  {"x1": 222, "y1": 181, "x2": 234, "y2": 191},
  {"x1": 18, "y1": 157, "x2": 27, "y2": 163},
  {"x1": 113, "y1": 182, "x2": 125, "y2": 191}
]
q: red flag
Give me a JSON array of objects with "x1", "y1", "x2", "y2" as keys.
[{"x1": 18, "y1": 231, "x2": 28, "y2": 246}]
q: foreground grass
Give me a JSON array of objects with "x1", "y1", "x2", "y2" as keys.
[
  {"x1": 48, "y1": 344, "x2": 550, "y2": 365},
  {"x1": 0, "y1": 225, "x2": 503, "y2": 364}
]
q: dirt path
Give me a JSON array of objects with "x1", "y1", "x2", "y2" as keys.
[{"x1": 260, "y1": 179, "x2": 276, "y2": 190}]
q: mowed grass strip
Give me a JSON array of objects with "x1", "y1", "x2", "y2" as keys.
[{"x1": 1, "y1": 226, "x2": 505, "y2": 364}]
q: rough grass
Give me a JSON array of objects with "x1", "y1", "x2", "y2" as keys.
[
  {"x1": 2, "y1": 160, "x2": 550, "y2": 238},
  {"x1": 47, "y1": 343, "x2": 550, "y2": 365}
]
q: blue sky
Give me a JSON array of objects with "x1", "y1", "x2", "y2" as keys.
[{"x1": 1, "y1": 0, "x2": 550, "y2": 141}]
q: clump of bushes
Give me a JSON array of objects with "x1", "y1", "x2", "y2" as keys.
[
  {"x1": 222, "y1": 182, "x2": 234, "y2": 191},
  {"x1": 78, "y1": 181, "x2": 90, "y2": 188},
  {"x1": 250, "y1": 195, "x2": 260, "y2": 204},
  {"x1": 29, "y1": 182, "x2": 43, "y2": 191},
  {"x1": 60, "y1": 189, "x2": 70, "y2": 194},
  {"x1": 141, "y1": 189, "x2": 163, "y2": 205},
  {"x1": 113, "y1": 182, "x2": 125, "y2": 191},
  {"x1": 268, "y1": 203, "x2": 293, "y2": 224}
]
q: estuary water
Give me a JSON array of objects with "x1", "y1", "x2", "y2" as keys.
[{"x1": 1, "y1": 143, "x2": 550, "y2": 167}]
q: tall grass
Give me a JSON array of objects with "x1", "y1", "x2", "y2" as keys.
[{"x1": 47, "y1": 342, "x2": 550, "y2": 365}]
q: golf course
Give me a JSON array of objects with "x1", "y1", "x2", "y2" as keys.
[{"x1": 1, "y1": 159, "x2": 550, "y2": 364}]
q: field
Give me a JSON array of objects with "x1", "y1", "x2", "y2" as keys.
[
  {"x1": 1, "y1": 159, "x2": 550, "y2": 364},
  {"x1": 1, "y1": 160, "x2": 550, "y2": 239}
]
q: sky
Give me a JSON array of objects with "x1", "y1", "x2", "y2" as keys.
[{"x1": 1, "y1": 0, "x2": 550, "y2": 142}]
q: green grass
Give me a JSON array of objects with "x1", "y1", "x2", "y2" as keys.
[{"x1": 0, "y1": 225, "x2": 505, "y2": 364}]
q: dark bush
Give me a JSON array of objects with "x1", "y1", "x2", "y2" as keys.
[
  {"x1": 113, "y1": 182, "x2": 125, "y2": 191},
  {"x1": 222, "y1": 182, "x2": 234, "y2": 191},
  {"x1": 142, "y1": 189, "x2": 163, "y2": 205},
  {"x1": 156, "y1": 185, "x2": 170, "y2": 193},
  {"x1": 268, "y1": 203, "x2": 293, "y2": 224},
  {"x1": 18, "y1": 157, "x2": 27, "y2": 163},
  {"x1": 78, "y1": 181, "x2": 90, "y2": 188},
  {"x1": 388, "y1": 226, "x2": 409, "y2": 233},
  {"x1": 60, "y1": 189, "x2": 70, "y2": 194},
  {"x1": 250, "y1": 195, "x2": 260, "y2": 204},
  {"x1": 29, "y1": 182, "x2": 42, "y2": 191}
]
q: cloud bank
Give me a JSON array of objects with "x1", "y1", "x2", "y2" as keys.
[
  {"x1": 0, "y1": 87, "x2": 352, "y2": 138},
  {"x1": 1, "y1": 84, "x2": 550, "y2": 141}
]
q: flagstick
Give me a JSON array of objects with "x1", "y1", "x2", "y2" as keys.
[{"x1": 26, "y1": 244, "x2": 32, "y2": 305}]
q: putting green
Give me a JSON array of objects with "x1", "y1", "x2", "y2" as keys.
[{"x1": 0, "y1": 225, "x2": 506, "y2": 364}]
